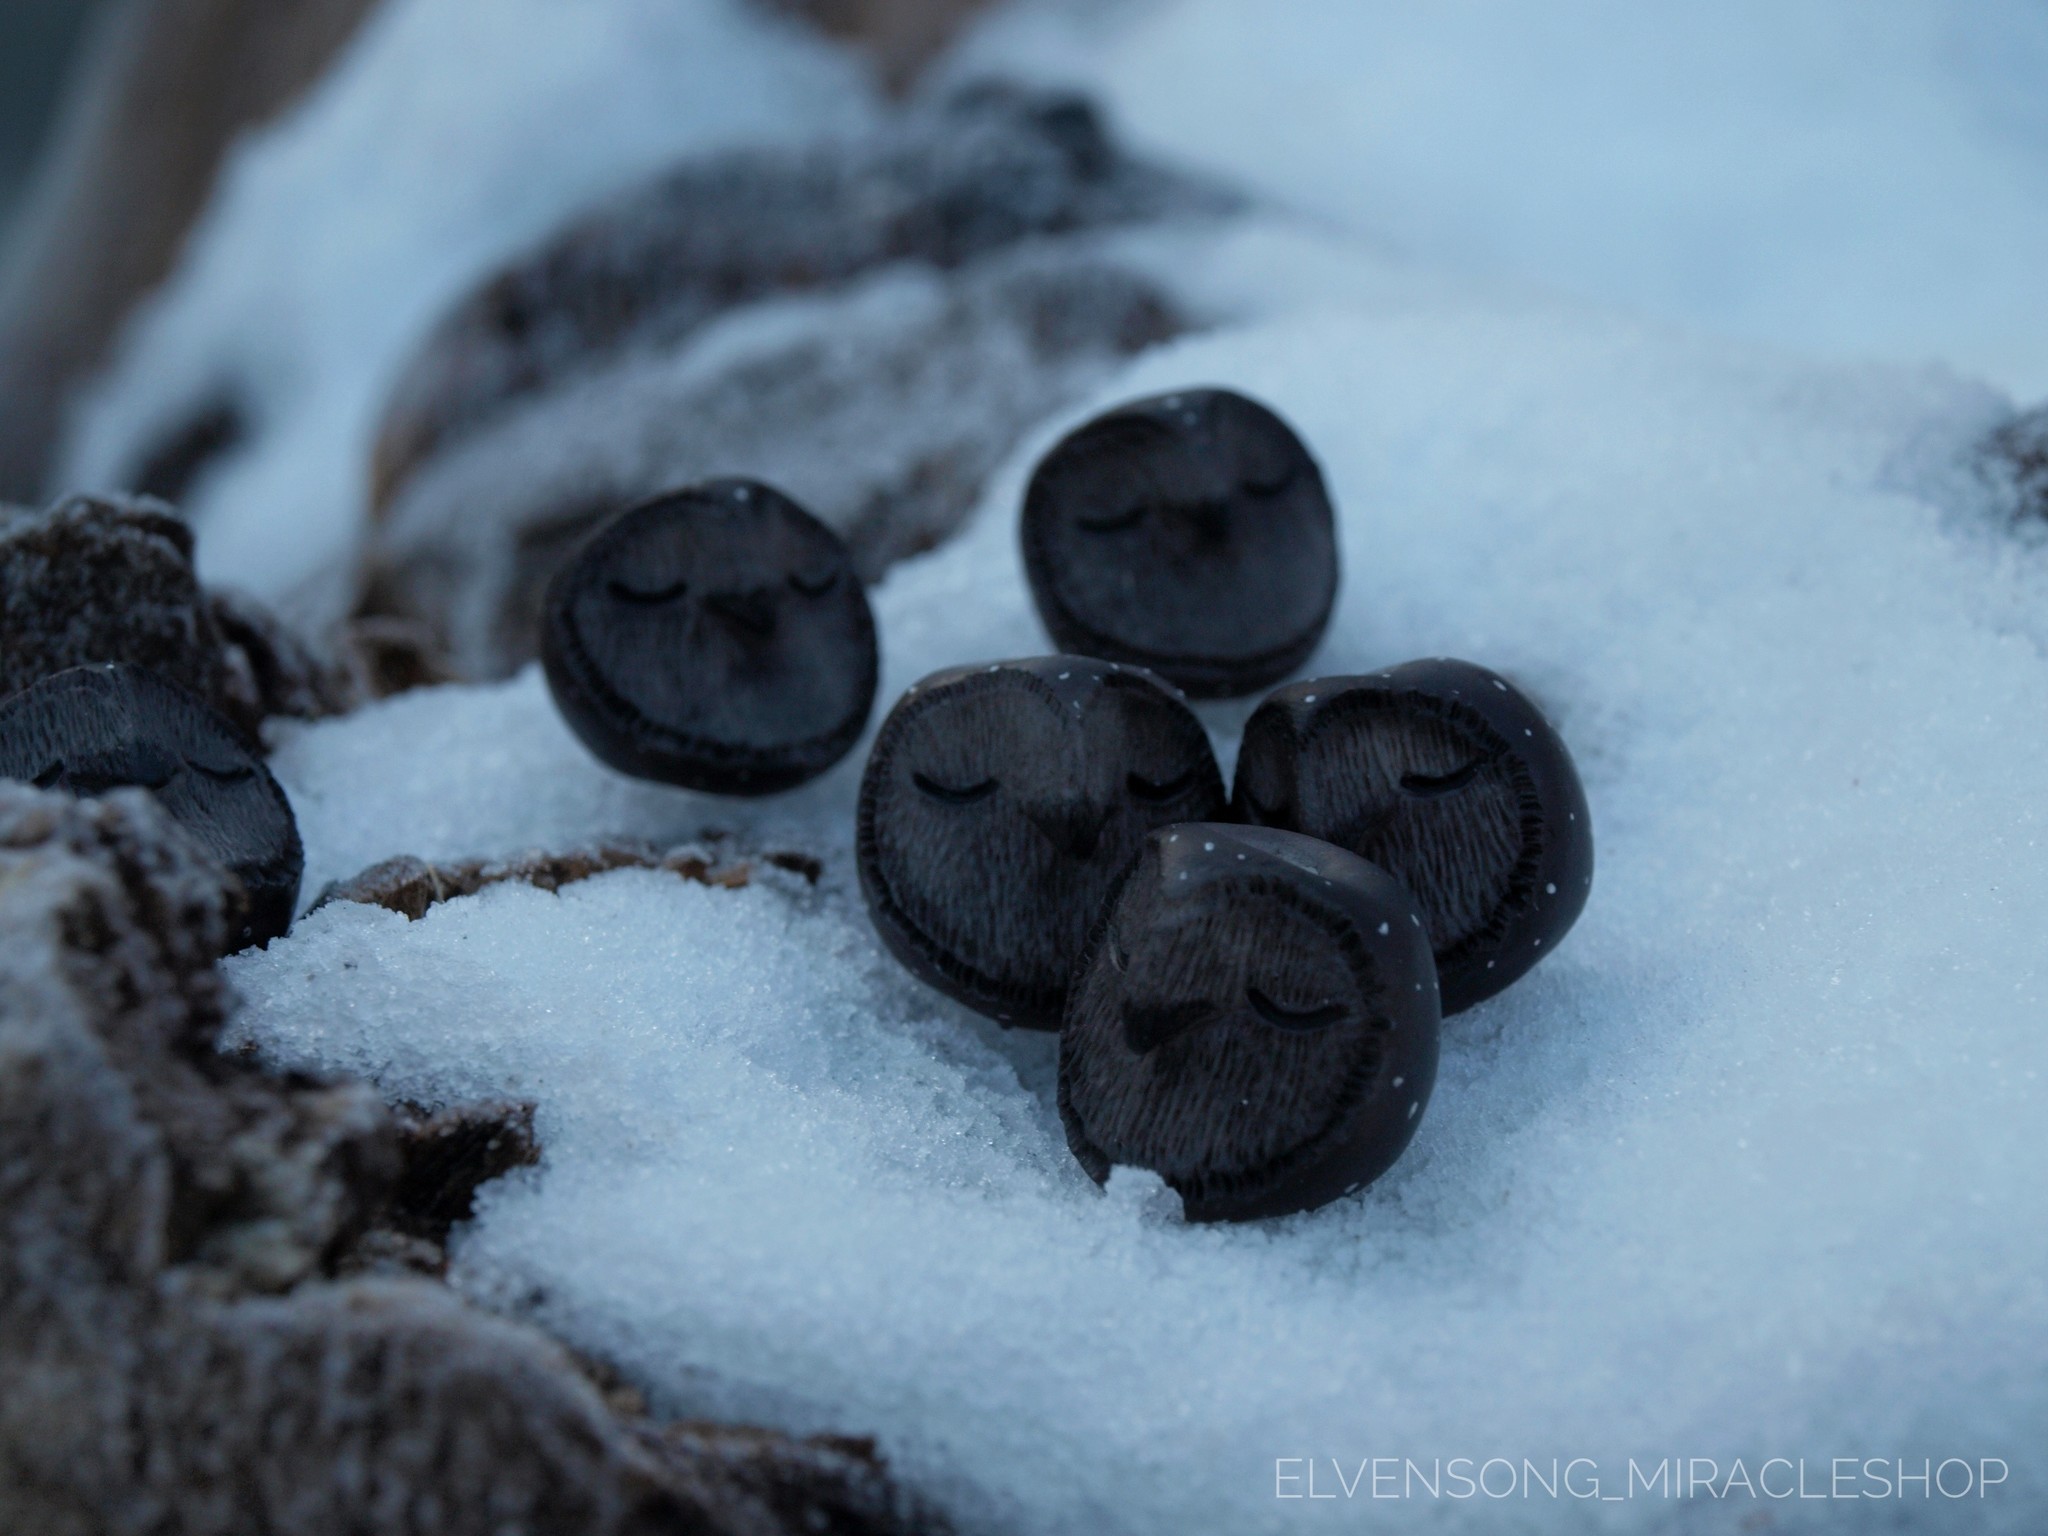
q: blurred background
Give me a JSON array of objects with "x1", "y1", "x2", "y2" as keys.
[
  {"x1": 0, "y1": 0, "x2": 111, "y2": 234},
  {"x1": 5, "y1": 0, "x2": 2045, "y2": 531}
]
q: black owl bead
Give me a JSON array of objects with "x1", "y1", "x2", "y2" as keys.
[
  {"x1": 1232, "y1": 659, "x2": 1594, "y2": 1015},
  {"x1": 540, "y1": 479, "x2": 878, "y2": 795},
  {"x1": 0, "y1": 662, "x2": 303, "y2": 950},
  {"x1": 1058, "y1": 822, "x2": 1441, "y2": 1222},
  {"x1": 857, "y1": 655, "x2": 1226, "y2": 1029},
  {"x1": 1020, "y1": 387, "x2": 1338, "y2": 698}
]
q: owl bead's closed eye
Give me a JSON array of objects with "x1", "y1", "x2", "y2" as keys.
[
  {"x1": 1232, "y1": 659, "x2": 1594, "y2": 1014},
  {"x1": 1020, "y1": 388, "x2": 1338, "y2": 699},
  {"x1": 0, "y1": 662, "x2": 303, "y2": 951},
  {"x1": 857, "y1": 656, "x2": 1226, "y2": 1029},
  {"x1": 1058, "y1": 823, "x2": 1441, "y2": 1222},
  {"x1": 541, "y1": 479, "x2": 878, "y2": 795}
]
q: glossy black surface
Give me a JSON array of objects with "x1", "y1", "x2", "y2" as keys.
[
  {"x1": 1233, "y1": 659, "x2": 1593, "y2": 1013},
  {"x1": 541, "y1": 479, "x2": 877, "y2": 795},
  {"x1": 0, "y1": 662, "x2": 302, "y2": 949},
  {"x1": 858, "y1": 656, "x2": 1224, "y2": 1028},
  {"x1": 1059, "y1": 823, "x2": 1440, "y2": 1221},
  {"x1": 1021, "y1": 388, "x2": 1337, "y2": 697}
]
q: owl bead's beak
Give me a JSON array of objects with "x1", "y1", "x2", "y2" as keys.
[
  {"x1": 1121, "y1": 997, "x2": 1219, "y2": 1055},
  {"x1": 1239, "y1": 786, "x2": 1294, "y2": 827},
  {"x1": 1332, "y1": 802, "x2": 1396, "y2": 852},
  {"x1": 1179, "y1": 497, "x2": 1230, "y2": 544},
  {"x1": 65, "y1": 743, "x2": 180, "y2": 794},
  {"x1": 705, "y1": 587, "x2": 777, "y2": 637},
  {"x1": 1026, "y1": 802, "x2": 1109, "y2": 860}
]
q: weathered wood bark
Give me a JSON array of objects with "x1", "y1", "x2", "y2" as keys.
[{"x1": 0, "y1": 782, "x2": 934, "y2": 1536}]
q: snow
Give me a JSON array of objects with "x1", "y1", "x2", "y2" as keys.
[
  {"x1": 954, "y1": 0, "x2": 2048, "y2": 398},
  {"x1": 57, "y1": 0, "x2": 2048, "y2": 1531}
]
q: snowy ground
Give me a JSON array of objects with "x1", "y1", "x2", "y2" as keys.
[
  {"x1": 65, "y1": 0, "x2": 2048, "y2": 1531},
  {"x1": 958, "y1": 0, "x2": 2048, "y2": 397}
]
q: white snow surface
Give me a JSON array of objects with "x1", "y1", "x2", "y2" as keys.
[
  {"x1": 58, "y1": 0, "x2": 874, "y2": 616},
  {"x1": 956, "y1": 0, "x2": 2048, "y2": 398},
  {"x1": 225, "y1": 226, "x2": 2048, "y2": 1531},
  {"x1": 61, "y1": 0, "x2": 2042, "y2": 1530}
]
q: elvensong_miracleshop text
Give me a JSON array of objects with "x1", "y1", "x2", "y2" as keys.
[{"x1": 1274, "y1": 1456, "x2": 2010, "y2": 1503}]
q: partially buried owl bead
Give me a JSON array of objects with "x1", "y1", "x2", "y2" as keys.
[
  {"x1": 857, "y1": 656, "x2": 1225, "y2": 1028},
  {"x1": 1232, "y1": 659, "x2": 1593, "y2": 1014},
  {"x1": 1021, "y1": 388, "x2": 1337, "y2": 698},
  {"x1": 1059, "y1": 823, "x2": 1441, "y2": 1222},
  {"x1": 0, "y1": 662, "x2": 303, "y2": 950},
  {"x1": 541, "y1": 479, "x2": 877, "y2": 794}
]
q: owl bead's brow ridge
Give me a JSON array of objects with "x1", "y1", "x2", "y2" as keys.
[
  {"x1": 1058, "y1": 822, "x2": 1441, "y2": 1222},
  {"x1": 1020, "y1": 387, "x2": 1339, "y2": 698},
  {"x1": 1232, "y1": 659, "x2": 1594, "y2": 1014},
  {"x1": 0, "y1": 662, "x2": 303, "y2": 952},
  {"x1": 541, "y1": 478, "x2": 877, "y2": 796},
  {"x1": 857, "y1": 655, "x2": 1226, "y2": 1029}
]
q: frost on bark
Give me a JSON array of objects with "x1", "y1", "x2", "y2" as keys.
[
  {"x1": 0, "y1": 784, "x2": 931, "y2": 1536},
  {"x1": 1986, "y1": 404, "x2": 2048, "y2": 523},
  {"x1": 0, "y1": 491, "x2": 353, "y2": 731}
]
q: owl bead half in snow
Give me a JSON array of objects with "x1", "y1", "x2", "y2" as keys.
[{"x1": 0, "y1": 662, "x2": 303, "y2": 950}]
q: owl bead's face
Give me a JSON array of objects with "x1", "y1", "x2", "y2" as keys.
[
  {"x1": 1058, "y1": 824, "x2": 1440, "y2": 1222},
  {"x1": 0, "y1": 662, "x2": 302, "y2": 950},
  {"x1": 1233, "y1": 660, "x2": 1594, "y2": 1015},
  {"x1": 857, "y1": 657, "x2": 1225, "y2": 1028},
  {"x1": 542, "y1": 479, "x2": 877, "y2": 796},
  {"x1": 1021, "y1": 388, "x2": 1338, "y2": 699}
]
